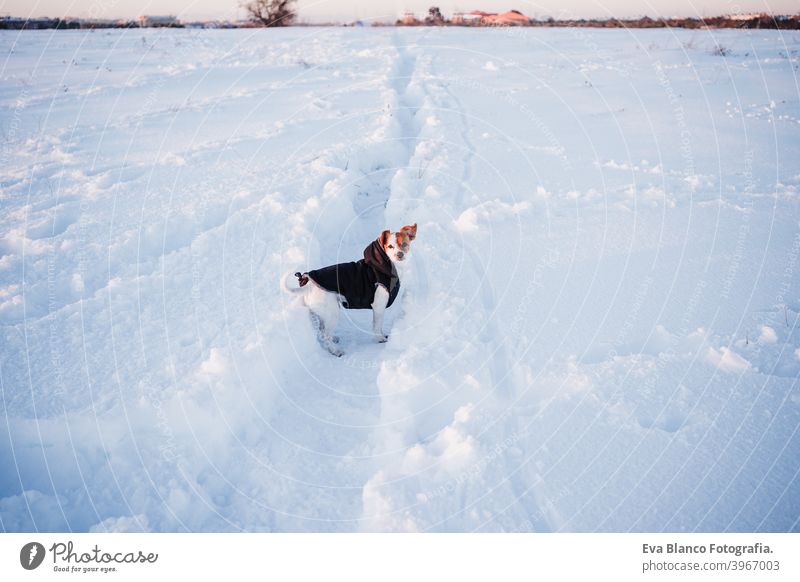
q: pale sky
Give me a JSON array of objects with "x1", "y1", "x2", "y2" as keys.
[{"x1": 1, "y1": 0, "x2": 795, "y2": 23}]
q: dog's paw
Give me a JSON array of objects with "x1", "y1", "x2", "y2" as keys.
[{"x1": 376, "y1": 334, "x2": 389, "y2": 343}]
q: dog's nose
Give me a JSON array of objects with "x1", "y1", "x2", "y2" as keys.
[{"x1": 396, "y1": 251, "x2": 404, "y2": 259}]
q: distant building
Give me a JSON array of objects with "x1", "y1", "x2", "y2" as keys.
[
  {"x1": 138, "y1": 15, "x2": 178, "y2": 27},
  {"x1": 484, "y1": 10, "x2": 531, "y2": 26},
  {"x1": 399, "y1": 12, "x2": 419, "y2": 26},
  {"x1": 464, "y1": 10, "x2": 496, "y2": 24},
  {"x1": 728, "y1": 13, "x2": 763, "y2": 21}
]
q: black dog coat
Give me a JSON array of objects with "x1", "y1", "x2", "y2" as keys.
[{"x1": 306, "y1": 240, "x2": 400, "y2": 309}]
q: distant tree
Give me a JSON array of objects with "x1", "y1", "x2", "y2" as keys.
[
  {"x1": 242, "y1": 0, "x2": 297, "y2": 27},
  {"x1": 425, "y1": 6, "x2": 445, "y2": 25}
]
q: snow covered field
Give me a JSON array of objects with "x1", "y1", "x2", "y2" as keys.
[{"x1": 1, "y1": 26, "x2": 799, "y2": 532}]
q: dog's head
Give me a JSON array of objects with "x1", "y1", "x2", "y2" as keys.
[{"x1": 380, "y1": 223, "x2": 417, "y2": 263}]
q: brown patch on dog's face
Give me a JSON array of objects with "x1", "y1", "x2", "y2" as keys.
[
  {"x1": 400, "y1": 223, "x2": 417, "y2": 241},
  {"x1": 382, "y1": 226, "x2": 415, "y2": 263}
]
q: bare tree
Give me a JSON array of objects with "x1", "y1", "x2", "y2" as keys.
[
  {"x1": 242, "y1": 0, "x2": 297, "y2": 27},
  {"x1": 425, "y1": 7, "x2": 445, "y2": 25}
]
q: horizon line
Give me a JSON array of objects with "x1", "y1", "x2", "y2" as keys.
[{"x1": 2, "y1": 10, "x2": 799, "y2": 23}]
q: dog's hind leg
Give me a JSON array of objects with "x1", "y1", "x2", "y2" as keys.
[
  {"x1": 308, "y1": 310, "x2": 324, "y2": 338},
  {"x1": 320, "y1": 327, "x2": 343, "y2": 357},
  {"x1": 316, "y1": 297, "x2": 343, "y2": 357},
  {"x1": 304, "y1": 283, "x2": 343, "y2": 357},
  {"x1": 308, "y1": 309, "x2": 342, "y2": 357}
]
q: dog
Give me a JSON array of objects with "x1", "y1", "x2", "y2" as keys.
[{"x1": 282, "y1": 224, "x2": 417, "y2": 356}]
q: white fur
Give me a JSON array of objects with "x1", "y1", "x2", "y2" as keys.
[
  {"x1": 371, "y1": 284, "x2": 390, "y2": 343},
  {"x1": 282, "y1": 274, "x2": 344, "y2": 356},
  {"x1": 285, "y1": 277, "x2": 390, "y2": 357},
  {"x1": 303, "y1": 280, "x2": 344, "y2": 356}
]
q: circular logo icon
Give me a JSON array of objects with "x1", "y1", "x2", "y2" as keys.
[{"x1": 20, "y1": 542, "x2": 46, "y2": 570}]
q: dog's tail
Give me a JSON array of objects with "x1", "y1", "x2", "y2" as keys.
[{"x1": 281, "y1": 271, "x2": 311, "y2": 295}]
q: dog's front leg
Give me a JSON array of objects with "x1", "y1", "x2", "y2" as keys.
[{"x1": 371, "y1": 284, "x2": 390, "y2": 343}]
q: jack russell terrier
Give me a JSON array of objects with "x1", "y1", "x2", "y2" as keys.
[{"x1": 282, "y1": 224, "x2": 417, "y2": 356}]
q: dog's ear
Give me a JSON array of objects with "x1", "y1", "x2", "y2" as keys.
[
  {"x1": 380, "y1": 229, "x2": 391, "y2": 246},
  {"x1": 401, "y1": 223, "x2": 417, "y2": 241}
]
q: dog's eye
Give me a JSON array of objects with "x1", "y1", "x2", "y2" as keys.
[{"x1": 388, "y1": 245, "x2": 394, "y2": 249}]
